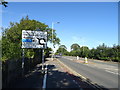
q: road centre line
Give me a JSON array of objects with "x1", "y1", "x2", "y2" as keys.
[
  {"x1": 105, "y1": 68, "x2": 118, "y2": 70},
  {"x1": 105, "y1": 70, "x2": 118, "y2": 75}
]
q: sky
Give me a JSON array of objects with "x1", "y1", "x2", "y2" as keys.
[{"x1": 2, "y1": 2, "x2": 118, "y2": 52}]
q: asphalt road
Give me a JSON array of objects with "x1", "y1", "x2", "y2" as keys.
[
  {"x1": 62, "y1": 56, "x2": 119, "y2": 75},
  {"x1": 58, "y1": 56, "x2": 118, "y2": 89},
  {"x1": 64, "y1": 56, "x2": 118, "y2": 67}
]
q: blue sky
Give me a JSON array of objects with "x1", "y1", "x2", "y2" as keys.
[{"x1": 2, "y1": 2, "x2": 118, "y2": 51}]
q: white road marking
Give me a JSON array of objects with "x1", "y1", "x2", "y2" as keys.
[
  {"x1": 105, "y1": 68, "x2": 118, "y2": 70},
  {"x1": 42, "y1": 73, "x2": 47, "y2": 89},
  {"x1": 105, "y1": 70, "x2": 118, "y2": 75},
  {"x1": 42, "y1": 64, "x2": 48, "y2": 89}
]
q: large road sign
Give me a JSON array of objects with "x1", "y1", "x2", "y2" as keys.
[{"x1": 22, "y1": 30, "x2": 47, "y2": 48}]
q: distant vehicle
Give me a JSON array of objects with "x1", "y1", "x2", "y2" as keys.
[
  {"x1": 54, "y1": 54, "x2": 62, "y2": 58},
  {"x1": 59, "y1": 53, "x2": 62, "y2": 56}
]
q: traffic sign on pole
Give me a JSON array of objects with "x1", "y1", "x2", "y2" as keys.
[{"x1": 22, "y1": 30, "x2": 47, "y2": 49}]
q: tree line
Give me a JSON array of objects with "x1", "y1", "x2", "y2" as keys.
[{"x1": 56, "y1": 43, "x2": 120, "y2": 62}]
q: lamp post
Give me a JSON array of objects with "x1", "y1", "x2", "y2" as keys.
[{"x1": 52, "y1": 22, "x2": 60, "y2": 60}]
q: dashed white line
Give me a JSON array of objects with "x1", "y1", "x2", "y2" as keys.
[{"x1": 105, "y1": 70, "x2": 118, "y2": 75}]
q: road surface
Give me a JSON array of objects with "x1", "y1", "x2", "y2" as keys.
[{"x1": 57, "y1": 56, "x2": 118, "y2": 89}]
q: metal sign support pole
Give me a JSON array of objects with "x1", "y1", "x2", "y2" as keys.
[
  {"x1": 22, "y1": 49, "x2": 24, "y2": 76},
  {"x1": 42, "y1": 49, "x2": 44, "y2": 72}
]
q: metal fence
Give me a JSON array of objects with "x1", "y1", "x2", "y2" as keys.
[{"x1": 2, "y1": 56, "x2": 41, "y2": 88}]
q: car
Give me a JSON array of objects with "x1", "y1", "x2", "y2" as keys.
[{"x1": 54, "y1": 55, "x2": 62, "y2": 58}]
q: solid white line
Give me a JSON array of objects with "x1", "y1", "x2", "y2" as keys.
[
  {"x1": 42, "y1": 73, "x2": 47, "y2": 88},
  {"x1": 42, "y1": 65, "x2": 48, "y2": 89}
]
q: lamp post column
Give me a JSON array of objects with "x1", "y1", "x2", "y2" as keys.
[{"x1": 52, "y1": 22, "x2": 54, "y2": 61}]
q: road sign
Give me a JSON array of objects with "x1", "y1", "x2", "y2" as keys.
[{"x1": 22, "y1": 30, "x2": 47, "y2": 48}]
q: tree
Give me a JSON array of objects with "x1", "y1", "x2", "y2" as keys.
[
  {"x1": 95, "y1": 43, "x2": 108, "y2": 60},
  {"x1": 59, "y1": 45, "x2": 67, "y2": 50},
  {"x1": 44, "y1": 47, "x2": 53, "y2": 58},
  {"x1": 80, "y1": 46, "x2": 89, "y2": 57},
  {"x1": 1, "y1": 0, "x2": 8, "y2": 7},
  {"x1": 56, "y1": 45, "x2": 68, "y2": 55},
  {"x1": 110, "y1": 45, "x2": 120, "y2": 62},
  {"x1": 88, "y1": 48, "x2": 95, "y2": 59},
  {"x1": 70, "y1": 44, "x2": 80, "y2": 56},
  {"x1": 1, "y1": 16, "x2": 60, "y2": 61},
  {"x1": 71, "y1": 43, "x2": 80, "y2": 51}
]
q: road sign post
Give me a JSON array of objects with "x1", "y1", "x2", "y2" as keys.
[
  {"x1": 22, "y1": 30, "x2": 47, "y2": 74},
  {"x1": 22, "y1": 30, "x2": 47, "y2": 49}
]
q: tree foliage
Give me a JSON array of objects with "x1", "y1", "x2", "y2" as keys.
[
  {"x1": 59, "y1": 43, "x2": 119, "y2": 62},
  {"x1": 1, "y1": 0, "x2": 8, "y2": 7},
  {"x1": 1, "y1": 16, "x2": 60, "y2": 61},
  {"x1": 59, "y1": 45, "x2": 67, "y2": 49},
  {"x1": 80, "y1": 46, "x2": 89, "y2": 57},
  {"x1": 56, "y1": 45, "x2": 69, "y2": 55},
  {"x1": 71, "y1": 43, "x2": 80, "y2": 51}
]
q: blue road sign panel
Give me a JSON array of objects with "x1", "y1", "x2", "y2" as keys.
[{"x1": 22, "y1": 39, "x2": 32, "y2": 42}]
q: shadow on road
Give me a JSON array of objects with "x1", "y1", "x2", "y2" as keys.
[{"x1": 46, "y1": 64, "x2": 110, "y2": 90}]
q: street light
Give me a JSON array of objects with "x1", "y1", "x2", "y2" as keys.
[{"x1": 52, "y1": 22, "x2": 60, "y2": 60}]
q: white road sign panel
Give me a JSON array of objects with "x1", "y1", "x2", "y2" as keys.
[{"x1": 22, "y1": 30, "x2": 47, "y2": 48}]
